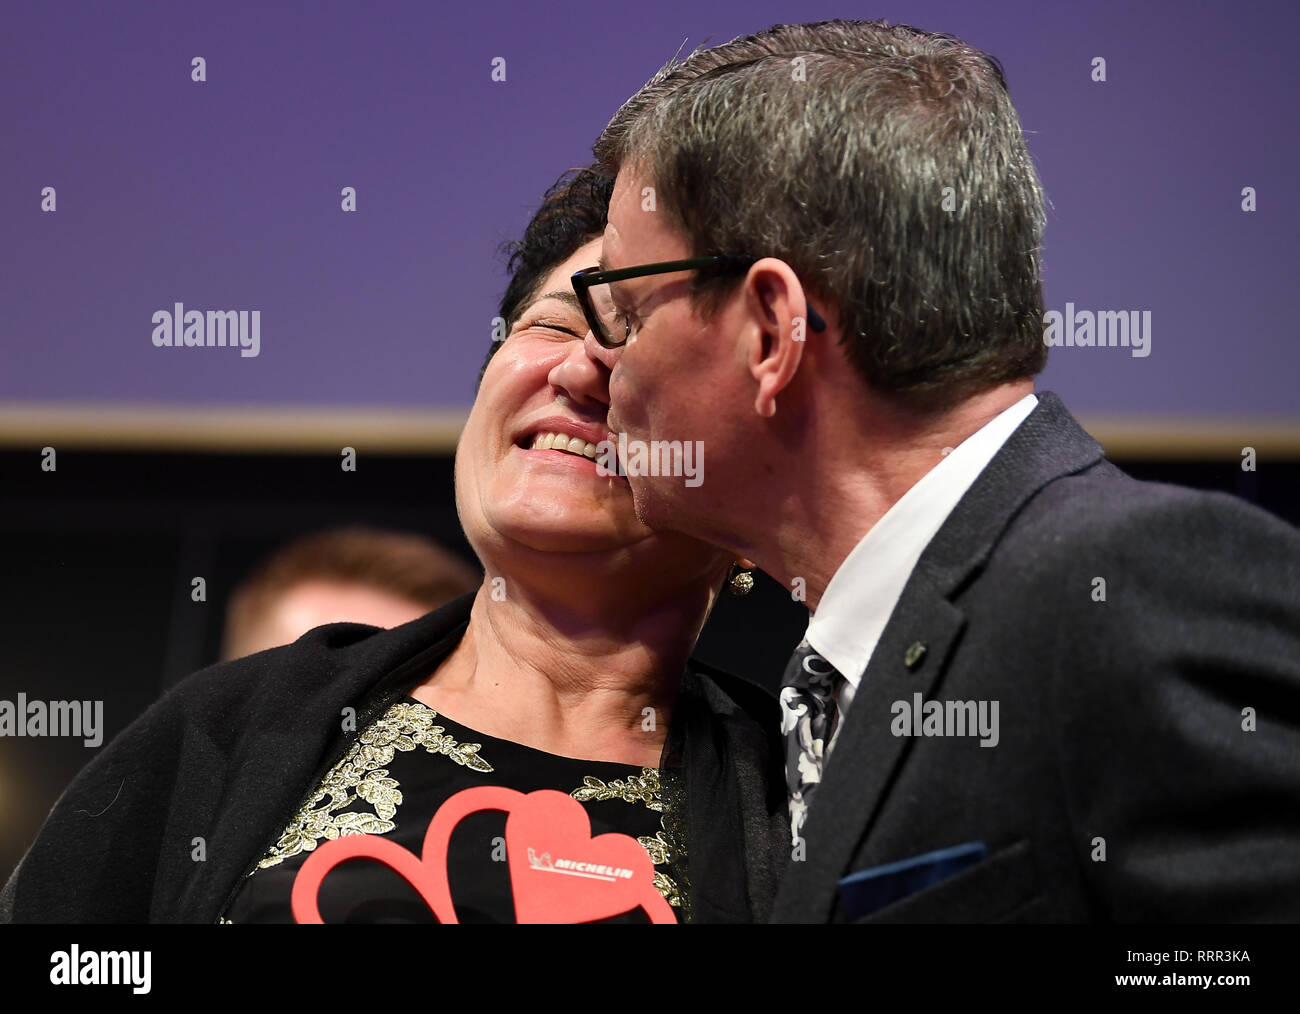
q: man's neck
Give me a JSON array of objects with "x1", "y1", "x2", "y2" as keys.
[{"x1": 741, "y1": 381, "x2": 1034, "y2": 611}]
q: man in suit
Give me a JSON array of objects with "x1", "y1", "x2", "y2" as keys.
[{"x1": 577, "y1": 19, "x2": 1300, "y2": 920}]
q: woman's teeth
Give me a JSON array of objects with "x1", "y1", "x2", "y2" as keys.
[{"x1": 529, "y1": 431, "x2": 600, "y2": 460}]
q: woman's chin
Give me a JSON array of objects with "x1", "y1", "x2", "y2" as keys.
[{"x1": 483, "y1": 517, "x2": 650, "y2": 558}]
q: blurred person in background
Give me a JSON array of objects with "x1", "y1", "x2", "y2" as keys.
[{"x1": 220, "y1": 526, "x2": 480, "y2": 661}]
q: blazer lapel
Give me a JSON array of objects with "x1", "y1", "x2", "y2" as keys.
[
  {"x1": 770, "y1": 579, "x2": 965, "y2": 921},
  {"x1": 770, "y1": 392, "x2": 1104, "y2": 922}
]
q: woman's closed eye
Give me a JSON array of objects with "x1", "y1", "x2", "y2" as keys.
[
  {"x1": 526, "y1": 317, "x2": 584, "y2": 338},
  {"x1": 512, "y1": 313, "x2": 590, "y2": 342}
]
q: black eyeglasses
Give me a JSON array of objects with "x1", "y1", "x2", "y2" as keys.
[{"x1": 571, "y1": 255, "x2": 827, "y2": 349}]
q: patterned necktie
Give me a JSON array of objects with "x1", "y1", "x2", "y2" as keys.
[{"x1": 779, "y1": 638, "x2": 843, "y2": 846}]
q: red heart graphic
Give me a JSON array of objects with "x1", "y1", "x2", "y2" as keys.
[
  {"x1": 501, "y1": 789, "x2": 672, "y2": 923},
  {"x1": 291, "y1": 828, "x2": 456, "y2": 923},
  {"x1": 291, "y1": 786, "x2": 674, "y2": 924}
]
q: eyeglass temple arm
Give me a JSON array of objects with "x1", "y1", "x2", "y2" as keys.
[{"x1": 573, "y1": 262, "x2": 827, "y2": 332}]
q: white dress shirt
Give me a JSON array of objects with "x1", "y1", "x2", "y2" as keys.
[{"x1": 805, "y1": 393, "x2": 1038, "y2": 759}]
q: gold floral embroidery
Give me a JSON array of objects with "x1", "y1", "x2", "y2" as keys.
[
  {"x1": 571, "y1": 769, "x2": 663, "y2": 810},
  {"x1": 256, "y1": 701, "x2": 493, "y2": 869},
  {"x1": 570, "y1": 767, "x2": 682, "y2": 910},
  {"x1": 651, "y1": 870, "x2": 681, "y2": 908},
  {"x1": 638, "y1": 829, "x2": 670, "y2": 865}
]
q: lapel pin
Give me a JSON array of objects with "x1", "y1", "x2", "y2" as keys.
[{"x1": 904, "y1": 641, "x2": 927, "y2": 670}]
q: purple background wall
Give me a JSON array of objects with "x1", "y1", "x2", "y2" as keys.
[{"x1": 3, "y1": 0, "x2": 1297, "y2": 418}]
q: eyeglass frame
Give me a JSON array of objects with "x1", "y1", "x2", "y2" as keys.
[{"x1": 571, "y1": 255, "x2": 827, "y2": 349}]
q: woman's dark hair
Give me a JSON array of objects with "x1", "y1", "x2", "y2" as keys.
[{"x1": 477, "y1": 166, "x2": 614, "y2": 387}]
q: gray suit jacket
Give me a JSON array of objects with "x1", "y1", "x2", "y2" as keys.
[{"x1": 770, "y1": 391, "x2": 1300, "y2": 922}]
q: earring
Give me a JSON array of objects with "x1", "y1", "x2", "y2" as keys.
[{"x1": 729, "y1": 564, "x2": 754, "y2": 596}]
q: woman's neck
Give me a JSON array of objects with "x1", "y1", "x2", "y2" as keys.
[{"x1": 409, "y1": 576, "x2": 714, "y2": 767}]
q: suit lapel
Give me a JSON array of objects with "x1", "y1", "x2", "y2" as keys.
[
  {"x1": 771, "y1": 577, "x2": 965, "y2": 921},
  {"x1": 770, "y1": 392, "x2": 1105, "y2": 922}
]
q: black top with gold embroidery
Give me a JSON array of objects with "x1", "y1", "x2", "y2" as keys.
[{"x1": 222, "y1": 697, "x2": 680, "y2": 923}]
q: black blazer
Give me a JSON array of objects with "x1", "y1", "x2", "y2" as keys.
[
  {"x1": 771, "y1": 391, "x2": 1300, "y2": 922},
  {"x1": 1, "y1": 594, "x2": 788, "y2": 923}
]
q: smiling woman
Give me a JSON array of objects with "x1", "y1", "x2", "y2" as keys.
[
  {"x1": 458, "y1": 235, "x2": 673, "y2": 560},
  {"x1": 0, "y1": 166, "x2": 789, "y2": 926}
]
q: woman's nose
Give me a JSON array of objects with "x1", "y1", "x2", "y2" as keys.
[
  {"x1": 584, "y1": 330, "x2": 622, "y2": 373},
  {"x1": 549, "y1": 337, "x2": 610, "y2": 408}
]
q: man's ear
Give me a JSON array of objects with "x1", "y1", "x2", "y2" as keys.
[{"x1": 742, "y1": 259, "x2": 810, "y2": 418}]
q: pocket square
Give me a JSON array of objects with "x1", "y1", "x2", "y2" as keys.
[{"x1": 837, "y1": 841, "x2": 988, "y2": 920}]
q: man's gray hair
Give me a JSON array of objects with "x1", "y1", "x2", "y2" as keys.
[{"x1": 594, "y1": 19, "x2": 1049, "y2": 410}]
